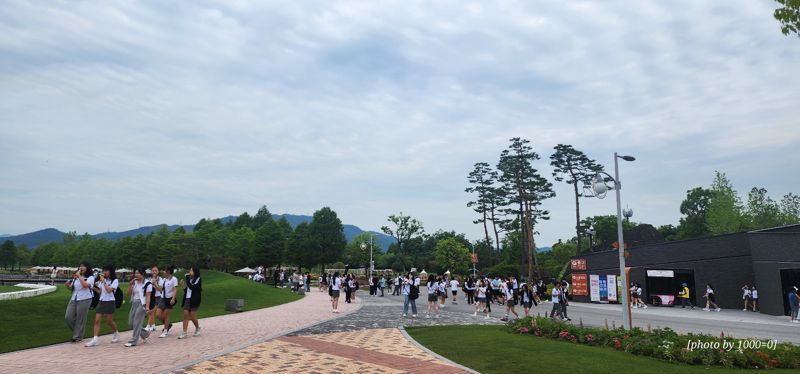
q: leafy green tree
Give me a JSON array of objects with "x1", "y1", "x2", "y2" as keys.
[
  {"x1": 780, "y1": 193, "x2": 800, "y2": 224},
  {"x1": 541, "y1": 241, "x2": 576, "y2": 279},
  {"x1": 675, "y1": 187, "x2": 714, "y2": 239},
  {"x1": 308, "y1": 207, "x2": 347, "y2": 270},
  {"x1": 16, "y1": 244, "x2": 30, "y2": 270},
  {"x1": 286, "y1": 222, "x2": 317, "y2": 272},
  {"x1": 433, "y1": 237, "x2": 471, "y2": 275},
  {"x1": 381, "y1": 212, "x2": 424, "y2": 271},
  {"x1": 497, "y1": 138, "x2": 555, "y2": 280},
  {"x1": 466, "y1": 162, "x2": 505, "y2": 251},
  {"x1": 549, "y1": 144, "x2": 603, "y2": 255},
  {"x1": 657, "y1": 224, "x2": 679, "y2": 241},
  {"x1": 31, "y1": 242, "x2": 57, "y2": 266},
  {"x1": 0, "y1": 240, "x2": 17, "y2": 269},
  {"x1": 252, "y1": 220, "x2": 285, "y2": 267},
  {"x1": 226, "y1": 227, "x2": 254, "y2": 271},
  {"x1": 706, "y1": 171, "x2": 745, "y2": 235},
  {"x1": 232, "y1": 212, "x2": 253, "y2": 229},
  {"x1": 251, "y1": 205, "x2": 274, "y2": 229},
  {"x1": 342, "y1": 232, "x2": 375, "y2": 269},
  {"x1": 580, "y1": 215, "x2": 637, "y2": 249},
  {"x1": 744, "y1": 187, "x2": 782, "y2": 230},
  {"x1": 774, "y1": 0, "x2": 800, "y2": 37}
]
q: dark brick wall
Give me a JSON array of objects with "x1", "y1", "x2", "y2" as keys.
[{"x1": 749, "y1": 232, "x2": 800, "y2": 315}]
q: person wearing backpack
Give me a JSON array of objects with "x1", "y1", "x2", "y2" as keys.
[
  {"x1": 85, "y1": 265, "x2": 120, "y2": 347},
  {"x1": 124, "y1": 268, "x2": 153, "y2": 347},
  {"x1": 157, "y1": 265, "x2": 179, "y2": 338},
  {"x1": 145, "y1": 265, "x2": 163, "y2": 333},
  {"x1": 65, "y1": 262, "x2": 95, "y2": 343},
  {"x1": 178, "y1": 266, "x2": 202, "y2": 339},
  {"x1": 402, "y1": 271, "x2": 419, "y2": 318}
]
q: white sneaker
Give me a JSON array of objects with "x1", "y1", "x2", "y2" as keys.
[
  {"x1": 111, "y1": 332, "x2": 120, "y2": 343},
  {"x1": 484, "y1": 315, "x2": 490, "y2": 320},
  {"x1": 472, "y1": 312, "x2": 477, "y2": 316},
  {"x1": 743, "y1": 309, "x2": 748, "y2": 311},
  {"x1": 159, "y1": 330, "x2": 169, "y2": 338},
  {"x1": 792, "y1": 320, "x2": 799, "y2": 323},
  {"x1": 425, "y1": 314, "x2": 430, "y2": 318},
  {"x1": 412, "y1": 314, "x2": 417, "y2": 318},
  {"x1": 702, "y1": 308, "x2": 710, "y2": 311},
  {"x1": 84, "y1": 337, "x2": 99, "y2": 347},
  {"x1": 124, "y1": 342, "x2": 135, "y2": 347},
  {"x1": 177, "y1": 332, "x2": 187, "y2": 339},
  {"x1": 643, "y1": 305, "x2": 648, "y2": 309},
  {"x1": 193, "y1": 328, "x2": 201, "y2": 337},
  {"x1": 716, "y1": 308, "x2": 721, "y2": 312},
  {"x1": 403, "y1": 313, "x2": 407, "y2": 317}
]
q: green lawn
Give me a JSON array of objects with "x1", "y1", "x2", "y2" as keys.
[
  {"x1": 406, "y1": 325, "x2": 789, "y2": 373},
  {"x1": 0, "y1": 270, "x2": 301, "y2": 353},
  {"x1": 0, "y1": 285, "x2": 27, "y2": 293}
]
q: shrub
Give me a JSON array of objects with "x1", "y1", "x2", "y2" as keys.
[{"x1": 508, "y1": 317, "x2": 800, "y2": 370}]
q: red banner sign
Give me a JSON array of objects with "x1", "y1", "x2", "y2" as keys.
[
  {"x1": 470, "y1": 254, "x2": 478, "y2": 264},
  {"x1": 570, "y1": 258, "x2": 586, "y2": 270},
  {"x1": 572, "y1": 273, "x2": 588, "y2": 296}
]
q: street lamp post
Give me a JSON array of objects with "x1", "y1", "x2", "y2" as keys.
[
  {"x1": 586, "y1": 152, "x2": 635, "y2": 330},
  {"x1": 360, "y1": 234, "x2": 374, "y2": 279},
  {"x1": 587, "y1": 227, "x2": 595, "y2": 249}
]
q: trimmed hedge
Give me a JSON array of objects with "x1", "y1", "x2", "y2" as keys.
[{"x1": 509, "y1": 317, "x2": 800, "y2": 370}]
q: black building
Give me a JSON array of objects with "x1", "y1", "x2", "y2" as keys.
[{"x1": 569, "y1": 224, "x2": 800, "y2": 316}]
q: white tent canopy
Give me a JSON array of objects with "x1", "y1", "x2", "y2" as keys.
[
  {"x1": 116, "y1": 268, "x2": 132, "y2": 273},
  {"x1": 234, "y1": 267, "x2": 257, "y2": 274}
]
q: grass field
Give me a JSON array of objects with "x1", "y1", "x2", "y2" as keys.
[
  {"x1": 406, "y1": 325, "x2": 792, "y2": 373},
  {"x1": 0, "y1": 285, "x2": 27, "y2": 293},
  {"x1": 0, "y1": 270, "x2": 301, "y2": 353}
]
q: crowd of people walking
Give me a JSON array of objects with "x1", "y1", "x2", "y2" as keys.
[{"x1": 64, "y1": 262, "x2": 203, "y2": 347}]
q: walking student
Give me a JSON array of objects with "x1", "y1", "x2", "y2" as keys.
[
  {"x1": 678, "y1": 282, "x2": 694, "y2": 309},
  {"x1": 178, "y1": 266, "x2": 202, "y2": 339},
  {"x1": 85, "y1": 265, "x2": 120, "y2": 347},
  {"x1": 426, "y1": 276, "x2": 439, "y2": 318},
  {"x1": 158, "y1": 265, "x2": 178, "y2": 337},
  {"x1": 379, "y1": 275, "x2": 386, "y2": 297},
  {"x1": 65, "y1": 262, "x2": 95, "y2": 343},
  {"x1": 702, "y1": 283, "x2": 721, "y2": 312},
  {"x1": 330, "y1": 272, "x2": 342, "y2": 313},
  {"x1": 751, "y1": 285, "x2": 759, "y2": 312},
  {"x1": 402, "y1": 271, "x2": 419, "y2": 318},
  {"x1": 146, "y1": 265, "x2": 162, "y2": 332},
  {"x1": 125, "y1": 268, "x2": 153, "y2": 347},
  {"x1": 742, "y1": 284, "x2": 752, "y2": 311},
  {"x1": 450, "y1": 277, "x2": 459, "y2": 304},
  {"x1": 520, "y1": 283, "x2": 536, "y2": 317},
  {"x1": 503, "y1": 280, "x2": 519, "y2": 321},
  {"x1": 550, "y1": 282, "x2": 562, "y2": 319},
  {"x1": 788, "y1": 286, "x2": 799, "y2": 323}
]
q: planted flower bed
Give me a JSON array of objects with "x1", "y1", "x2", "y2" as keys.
[{"x1": 509, "y1": 317, "x2": 800, "y2": 370}]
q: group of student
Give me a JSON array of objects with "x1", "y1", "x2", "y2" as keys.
[
  {"x1": 64, "y1": 262, "x2": 203, "y2": 347},
  {"x1": 325, "y1": 272, "x2": 363, "y2": 313}
]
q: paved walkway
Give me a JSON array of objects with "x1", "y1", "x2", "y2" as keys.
[{"x1": 0, "y1": 290, "x2": 359, "y2": 374}]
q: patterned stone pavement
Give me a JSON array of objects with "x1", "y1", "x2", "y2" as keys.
[{"x1": 176, "y1": 291, "x2": 505, "y2": 373}]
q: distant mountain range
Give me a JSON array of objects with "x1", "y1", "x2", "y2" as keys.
[{"x1": 1, "y1": 214, "x2": 395, "y2": 251}]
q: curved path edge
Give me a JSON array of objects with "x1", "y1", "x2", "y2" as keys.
[
  {"x1": 399, "y1": 325, "x2": 481, "y2": 374},
  {"x1": 161, "y1": 295, "x2": 364, "y2": 373}
]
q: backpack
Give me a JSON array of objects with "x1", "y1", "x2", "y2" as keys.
[
  {"x1": 142, "y1": 282, "x2": 157, "y2": 310},
  {"x1": 87, "y1": 279, "x2": 100, "y2": 309},
  {"x1": 114, "y1": 284, "x2": 124, "y2": 308},
  {"x1": 409, "y1": 282, "x2": 420, "y2": 300}
]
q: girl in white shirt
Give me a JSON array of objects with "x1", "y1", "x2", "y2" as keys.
[
  {"x1": 85, "y1": 265, "x2": 120, "y2": 347},
  {"x1": 146, "y1": 265, "x2": 162, "y2": 332},
  {"x1": 503, "y1": 281, "x2": 519, "y2": 321},
  {"x1": 426, "y1": 277, "x2": 439, "y2": 318},
  {"x1": 157, "y1": 266, "x2": 179, "y2": 338},
  {"x1": 474, "y1": 279, "x2": 489, "y2": 319},
  {"x1": 125, "y1": 268, "x2": 153, "y2": 347},
  {"x1": 65, "y1": 262, "x2": 95, "y2": 343},
  {"x1": 330, "y1": 272, "x2": 341, "y2": 313},
  {"x1": 550, "y1": 283, "x2": 562, "y2": 319}
]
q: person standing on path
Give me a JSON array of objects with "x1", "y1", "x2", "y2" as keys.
[
  {"x1": 678, "y1": 282, "x2": 694, "y2": 309},
  {"x1": 65, "y1": 262, "x2": 94, "y2": 343},
  {"x1": 51, "y1": 266, "x2": 58, "y2": 285},
  {"x1": 742, "y1": 284, "x2": 752, "y2": 311},
  {"x1": 85, "y1": 265, "x2": 120, "y2": 347},
  {"x1": 474, "y1": 278, "x2": 490, "y2": 319},
  {"x1": 379, "y1": 275, "x2": 386, "y2": 297},
  {"x1": 450, "y1": 277, "x2": 459, "y2": 304},
  {"x1": 549, "y1": 282, "x2": 563, "y2": 319},
  {"x1": 502, "y1": 280, "x2": 519, "y2": 321},
  {"x1": 178, "y1": 266, "x2": 202, "y2": 339},
  {"x1": 702, "y1": 283, "x2": 721, "y2": 312},
  {"x1": 426, "y1": 276, "x2": 439, "y2": 319},
  {"x1": 520, "y1": 283, "x2": 536, "y2": 317},
  {"x1": 125, "y1": 268, "x2": 153, "y2": 347},
  {"x1": 402, "y1": 271, "x2": 419, "y2": 318},
  {"x1": 158, "y1": 265, "x2": 179, "y2": 338},
  {"x1": 393, "y1": 274, "x2": 402, "y2": 296},
  {"x1": 788, "y1": 286, "x2": 799, "y2": 323},
  {"x1": 330, "y1": 272, "x2": 342, "y2": 313},
  {"x1": 751, "y1": 285, "x2": 759, "y2": 312},
  {"x1": 146, "y1": 265, "x2": 163, "y2": 332}
]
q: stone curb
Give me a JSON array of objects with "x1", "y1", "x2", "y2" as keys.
[
  {"x1": 160, "y1": 295, "x2": 365, "y2": 374},
  {"x1": 398, "y1": 325, "x2": 481, "y2": 374},
  {"x1": 0, "y1": 283, "x2": 56, "y2": 301}
]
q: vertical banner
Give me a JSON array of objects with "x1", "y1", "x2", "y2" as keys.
[
  {"x1": 590, "y1": 275, "x2": 600, "y2": 302},
  {"x1": 607, "y1": 275, "x2": 617, "y2": 302},
  {"x1": 572, "y1": 273, "x2": 588, "y2": 296},
  {"x1": 599, "y1": 276, "x2": 608, "y2": 301}
]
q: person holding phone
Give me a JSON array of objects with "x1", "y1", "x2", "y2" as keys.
[
  {"x1": 178, "y1": 266, "x2": 202, "y2": 339},
  {"x1": 146, "y1": 265, "x2": 162, "y2": 332},
  {"x1": 124, "y1": 268, "x2": 153, "y2": 347},
  {"x1": 158, "y1": 265, "x2": 178, "y2": 338},
  {"x1": 65, "y1": 262, "x2": 94, "y2": 343},
  {"x1": 85, "y1": 265, "x2": 120, "y2": 347}
]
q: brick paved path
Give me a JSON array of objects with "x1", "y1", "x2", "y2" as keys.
[{"x1": 0, "y1": 290, "x2": 359, "y2": 374}]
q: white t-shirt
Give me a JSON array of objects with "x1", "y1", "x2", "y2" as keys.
[
  {"x1": 477, "y1": 286, "x2": 487, "y2": 298},
  {"x1": 332, "y1": 277, "x2": 341, "y2": 291},
  {"x1": 450, "y1": 280, "x2": 459, "y2": 291},
  {"x1": 98, "y1": 278, "x2": 118, "y2": 302},
  {"x1": 504, "y1": 287, "x2": 514, "y2": 300},
  {"x1": 402, "y1": 277, "x2": 420, "y2": 295},
  {"x1": 427, "y1": 281, "x2": 437, "y2": 295},
  {"x1": 186, "y1": 277, "x2": 200, "y2": 299},
  {"x1": 151, "y1": 276, "x2": 163, "y2": 297},
  {"x1": 162, "y1": 276, "x2": 178, "y2": 299},
  {"x1": 551, "y1": 287, "x2": 561, "y2": 303},
  {"x1": 130, "y1": 279, "x2": 152, "y2": 305},
  {"x1": 636, "y1": 287, "x2": 643, "y2": 296},
  {"x1": 522, "y1": 290, "x2": 530, "y2": 303},
  {"x1": 752, "y1": 289, "x2": 758, "y2": 299},
  {"x1": 71, "y1": 275, "x2": 95, "y2": 301}
]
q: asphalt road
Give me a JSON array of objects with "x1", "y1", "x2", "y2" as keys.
[{"x1": 376, "y1": 287, "x2": 800, "y2": 344}]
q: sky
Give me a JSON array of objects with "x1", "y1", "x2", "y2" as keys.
[{"x1": 1, "y1": 1, "x2": 799, "y2": 247}]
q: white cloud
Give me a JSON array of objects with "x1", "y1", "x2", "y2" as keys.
[{"x1": 0, "y1": 0, "x2": 798, "y2": 246}]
